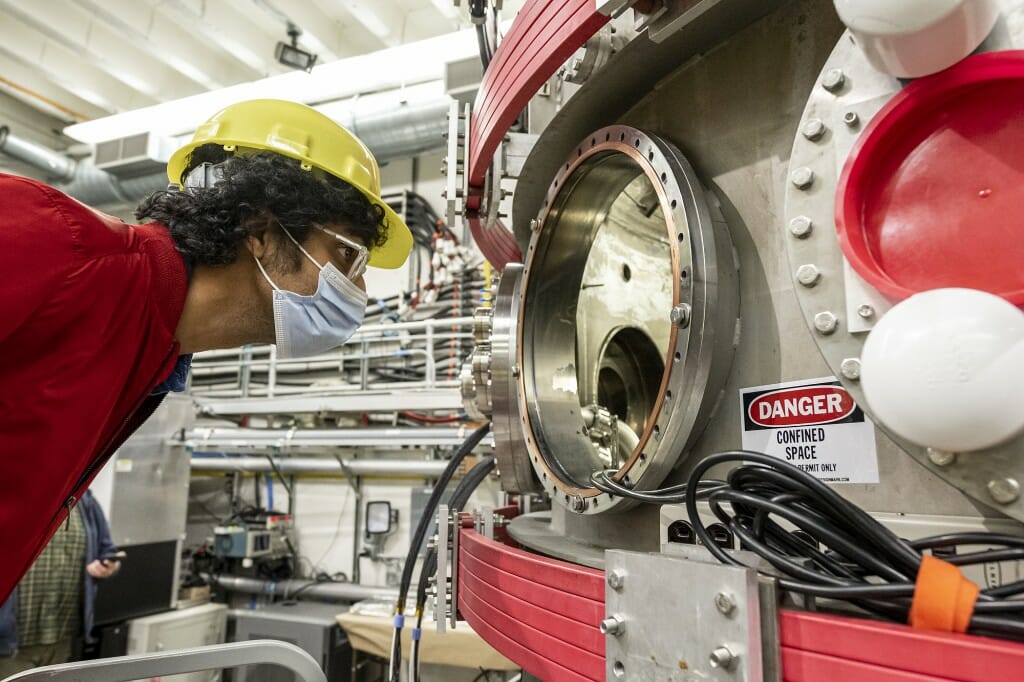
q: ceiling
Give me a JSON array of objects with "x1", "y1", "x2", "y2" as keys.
[{"x1": 0, "y1": 0, "x2": 524, "y2": 127}]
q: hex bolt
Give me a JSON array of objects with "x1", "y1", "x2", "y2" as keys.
[
  {"x1": 927, "y1": 448, "x2": 957, "y2": 467},
  {"x1": 789, "y1": 216, "x2": 813, "y2": 239},
  {"x1": 670, "y1": 303, "x2": 692, "y2": 328},
  {"x1": 529, "y1": 218, "x2": 540, "y2": 232},
  {"x1": 857, "y1": 304, "x2": 875, "y2": 319},
  {"x1": 570, "y1": 495, "x2": 588, "y2": 513},
  {"x1": 796, "y1": 264, "x2": 822, "y2": 287},
  {"x1": 791, "y1": 167, "x2": 815, "y2": 190},
  {"x1": 987, "y1": 478, "x2": 1021, "y2": 505},
  {"x1": 840, "y1": 358, "x2": 861, "y2": 381},
  {"x1": 714, "y1": 592, "x2": 736, "y2": 616},
  {"x1": 814, "y1": 311, "x2": 838, "y2": 335},
  {"x1": 802, "y1": 118, "x2": 826, "y2": 141},
  {"x1": 822, "y1": 68, "x2": 845, "y2": 92},
  {"x1": 607, "y1": 570, "x2": 626, "y2": 591},
  {"x1": 709, "y1": 646, "x2": 737, "y2": 670},
  {"x1": 600, "y1": 615, "x2": 626, "y2": 636},
  {"x1": 843, "y1": 111, "x2": 860, "y2": 127}
]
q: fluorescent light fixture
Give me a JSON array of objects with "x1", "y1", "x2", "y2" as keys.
[{"x1": 64, "y1": 23, "x2": 510, "y2": 144}]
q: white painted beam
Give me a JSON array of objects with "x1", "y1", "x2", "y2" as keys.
[
  {"x1": 147, "y1": 0, "x2": 286, "y2": 77},
  {"x1": 333, "y1": 0, "x2": 406, "y2": 47},
  {"x1": 0, "y1": 52, "x2": 109, "y2": 122},
  {"x1": 0, "y1": 12, "x2": 156, "y2": 112},
  {"x1": 71, "y1": 0, "x2": 255, "y2": 90},
  {"x1": 0, "y1": 0, "x2": 201, "y2": 101}
]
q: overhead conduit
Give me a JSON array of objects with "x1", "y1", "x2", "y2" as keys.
[{"x1": 0, "y1": 95, "x2": 453, "y2": 207}]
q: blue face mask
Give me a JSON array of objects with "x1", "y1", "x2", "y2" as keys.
[{"x1": 253, "y1": 226, "x2": 368, "y2": 359}]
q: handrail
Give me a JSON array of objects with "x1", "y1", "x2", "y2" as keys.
[{"x1": 2, "y1": 640, "x2": 326, "y2": 682}]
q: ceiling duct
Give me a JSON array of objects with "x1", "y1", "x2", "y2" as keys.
[{"x1": 1, "y1": 95, "x2": 453, "y2": 207}]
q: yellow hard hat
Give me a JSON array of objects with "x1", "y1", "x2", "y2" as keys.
[{"x1": 166, "y1": 99, "x2": 413, "y2": 269}]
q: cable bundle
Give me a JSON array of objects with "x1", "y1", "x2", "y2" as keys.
[{"x1": 594, "y1": 450, "x2": 1024, "y2": 640}]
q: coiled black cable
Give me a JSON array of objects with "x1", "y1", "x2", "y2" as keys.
[{"x1": 595, "y1": 449, "x2": 1024, "y2": 641}]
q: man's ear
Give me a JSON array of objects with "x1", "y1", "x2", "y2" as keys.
[{"x1": 244, "y1": 213, "x2": 276, "y2": 259}]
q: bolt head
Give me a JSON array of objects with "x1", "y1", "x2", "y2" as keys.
[
  {"x1": 600, "y1": 615, "x2": 625, "y2": 636},
  {"x1": 840, "y1": 358, "x2": 861, "y2": 380},
  {"x1": 822, "y1": 68, "x2": 845, "y2": 92},
  {"x1": 988, "y1": 478, "x2": 1021, "y2": 505},
  {"x1": 843, "y1": 111, "x2": 860, "y2": 127},
  {"x1": 529, "y1": 218, "x2": 540, "y2": 232},
  {"x1": 796, "y1": 264, "x2": 821, "y2": 287},
  {"x1": 709, "y1": 646, "x2": 737, "y2": 670},
  {"x1": 714, "y1": 592, "x2": 736, "y2": 616},
  {"x1": 570, "y1": 495, "x2": 588, "y2": 513},
  {"x1": 857, "y1": 304, "x2": 875, "y2": 319},
  {"x1": 791, "y1": 167, "x2": 815, "y2": 189},
  {"x1": 814, "y1": 311, "x2": 838, "y2": 335},
  {"x1": 670, "y1": 303, "x2": 692, "y2": 328},
  {"x1": 607, "y1": 570, "x2": 625, "y2": 591},
  {"x1": 927, "y1": 448, "x2": 957, "y2": 467},
  {"x1": 802, "y1": 118, "x2": 826, "y2": 141},
  {"x1": 789, "y1": 216, "x2": 813, "y2": 239}
]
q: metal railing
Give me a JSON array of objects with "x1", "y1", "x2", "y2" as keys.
[
  {"x1": 2, "y1": 640, "x2": 326, "y2": 682},
  {"x1": 189, "y1": 316, "x2": 475, "y2": 398}
]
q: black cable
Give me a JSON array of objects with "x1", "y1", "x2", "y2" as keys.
[
  {"x1": 411, "y1": 457, "x2": 497, "y2": 682},
  {"x1": 475, "y1": 23, "x2": 491, "y2": 70},
  {"x1": 591, "y1": 449, "x2": 1024, "y2": 641},
  {"x1": 388, "y1": 422, "x2": 491, "y2": 682}
]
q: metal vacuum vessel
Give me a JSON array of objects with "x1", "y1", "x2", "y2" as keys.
[{"x1": 461, "y1": 0, "x2": 1024, "y2": 566}]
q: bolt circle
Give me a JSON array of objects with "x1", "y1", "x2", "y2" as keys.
[
  {"x1": 796, "y1": 264, "x2": 821, "y2": 287},
  {"x1": 670, "y1": 303, "x2": 692, "y2": 328},
  {"x1": 802, "y1": 118, "x2": 826, "y2": 141},
  {"x1": 814, "y1": 311, "x2": 838, "y2": 335},
  {"x1": 791, "y1": 167, "x2": 815, "y2": 189},
  {"x1": 789, "y1": 216, "x2": 813, "y2": 238},
  {"x1": 822, "y1": 68, "x2": 845, "y2": 92},
  {"x1": 988, "y1": 478, "x2": 1021, "y2": 505},
  {"x1": 714, "y1": 592, "x2": 736, "y2": 616},
  {"x1": 927, "y1": 448, "x2": 957, "y2": 467}
]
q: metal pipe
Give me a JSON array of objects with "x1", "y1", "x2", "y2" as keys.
[
  {"x1": 191, "y1": 455, "x2": 450, "y2": 478},
  {"x1": 211, "y1": 574, "x2": 397, "y2": 602},
  {"x1": 0, "y1": 126, "x2": 75, "y2": 181},
  {"x1": 3, "y1": 91, "x2": 449, "y2": 208},
  {"x1": 344, "y1": 97, "x2": 451, "y2": 164}
]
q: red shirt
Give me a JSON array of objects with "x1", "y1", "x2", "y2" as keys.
[{"x1": 0, "y1": 174, "x2": 188, "y2": 602}]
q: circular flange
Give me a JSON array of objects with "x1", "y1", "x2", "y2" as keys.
[
  {"x1": 782, "y1": 3, "x2": 1024, "y2": 522},
  {"x1": 516, "y1": 125, "x2": 738, "y2": 514}
]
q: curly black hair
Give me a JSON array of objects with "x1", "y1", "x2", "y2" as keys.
[{"x1": 135, "y1": 144, "x2": 388, "y2": 269}]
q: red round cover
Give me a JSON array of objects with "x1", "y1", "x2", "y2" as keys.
[{"x1": 835, "y1": 50, "x2": 1024, "y2": 305}]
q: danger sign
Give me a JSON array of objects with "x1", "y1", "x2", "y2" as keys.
[{"x1": 739, "y1": 377, "x2": 879, "y2": 484}]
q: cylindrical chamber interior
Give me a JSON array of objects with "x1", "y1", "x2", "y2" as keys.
[{"x1": 522, "y1": 150, "x2": 674, "y2": 489}]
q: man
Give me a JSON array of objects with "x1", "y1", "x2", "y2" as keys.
[
  {"x1": 0, "y1": 99, "x2": 413, "y2": 602},
  {"x1": 0, "y1": 490, "x2": 123, "y2": 674}
]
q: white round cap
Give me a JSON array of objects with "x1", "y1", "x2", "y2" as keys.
[
  {"x1": 833, "y1": 0, "x2": 999, "y2": 77},
  {"x1": 860, "y1": 288, "x2": 1024, "y2": 452}
]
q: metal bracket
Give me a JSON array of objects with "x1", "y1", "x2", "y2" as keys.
[
  {"x1": 450, "y1": 509, "x2": 461, "y2": 631},
  {"x1": 605, "y1": 546, "x2": 778, "y2": 681},
  {"x1": 434, "y1": 504, "x2": 449, "y2": 634},
  {"x1": 443, "y1": 101, "x2": 471, "y2": 227}
]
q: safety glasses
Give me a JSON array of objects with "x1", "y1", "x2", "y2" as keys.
[{"x1": 316, "y1": 226, "x2": 369, "y2": 280}]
